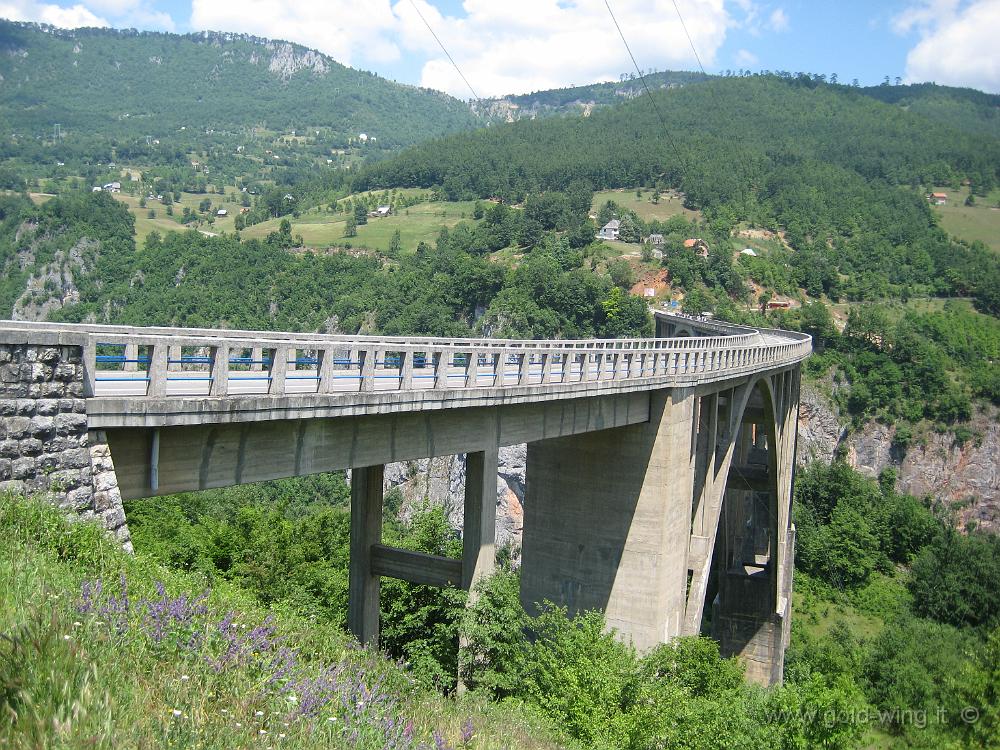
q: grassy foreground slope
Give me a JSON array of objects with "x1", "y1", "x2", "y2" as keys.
[{"x1": 0, "y1": 493, "x2": 569, "y2": 749}]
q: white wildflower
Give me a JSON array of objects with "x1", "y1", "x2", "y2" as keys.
[
  {"x1": 255, "y1": 710, "x2": 264, "y2": 717},
  {"x1": 171, "y1": 709, "x2": 182, "y2": 718}
]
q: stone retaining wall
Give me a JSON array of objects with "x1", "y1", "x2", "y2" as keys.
[{"x1": 0, "y1": 341, "x2": 131, "y2": 550}]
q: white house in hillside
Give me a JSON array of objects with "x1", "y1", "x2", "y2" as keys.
[
  {"x1": 101, "y1": 182, "x2": 121, "y2": 193},
  {"x1": 644, "y1": 233, "x2": 665, "y2": 246},
  {"x1": 217, "y1": 209, "x2": 228, "y2": 217},
  {"x1": 597, "y1": 219, "x2": 621, "y2": 241},
  {"x1": 740, "y1": 247, "x2": 758, "y2": 257},
  {"x1": 374, "y1": 205, "x2": 391, "y2": 217}
]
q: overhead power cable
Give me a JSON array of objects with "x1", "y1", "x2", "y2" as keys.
[
  {"x1": 406, "y1": 0, "x2": 480, "y2": 101},
  {"x1": 603, "y1": 0, "x2": 690, "y2": 177}
]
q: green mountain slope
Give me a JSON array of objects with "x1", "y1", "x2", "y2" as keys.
[
  {"x1": 0, "y1": 20, "x2": 475, "y2": 148},
  {"x1": 859, "y1": 82, "x2": 1000, "y2": 138}
]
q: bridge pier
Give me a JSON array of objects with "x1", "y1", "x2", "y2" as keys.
[
  {"x1": 347, "y1": 442, "x2": 500, "y2": 647},
  {"x1": 520, "y1": 389, "x2": 695, "y2": 648}
]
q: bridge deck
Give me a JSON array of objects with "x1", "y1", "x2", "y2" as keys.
[{"x1": 1, "y1": 313, "x2": 811, "y2": 428}]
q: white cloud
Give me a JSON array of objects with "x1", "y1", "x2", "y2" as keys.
[
  {"x1": 0, "y1": 0, "x2": 109, "y2": 27},
  {"x1": 895, "y1": 0, "x2": 1000, "y2": 92},
  {"x1": 0, "y1": 0, "x2": 174, "y2": 30},
  {"x1": 396, "y1": 0, "x2": 732, "y2": 98},
  {"x1": 767, "y1": 7, "x2": 788, "y2": 31},
  {"x1": 190, "y1": 0, "x2": 402, "y2": 67},
  {"x1": 734, "y1": 48, "x2": 758, "y2": 66}
]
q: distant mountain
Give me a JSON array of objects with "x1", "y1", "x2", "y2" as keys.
[
  {"x1": 473, "y1": 70, "x2": 712, "y2": 121},
  {"x1": 0, "y1": 20, "x2": 476, "y2": 148}
]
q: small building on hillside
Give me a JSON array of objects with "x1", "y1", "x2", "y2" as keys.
[
  {"x1": 684, "y1": 238, "x2": 709, "y2": 258},
  {"x1": 767, "y1": 299, "x2": 792, "y2": 310},
  {"x1": 644, "y1": 233, "x2": 665, "y2": 246},
  {"x1": 374, "y1": 205, "x2": 391, "y2": 217},
  {"x1": 740, "y1": 247, "x2": 758, "y2": 257},
  {"x1": 597, "y1": 219, "x2": 621, "y2": 241},
  {"x1": 101, "y1": 182, "x2": 121, "y2": 193},
  {"x1": 216, "y1": 209, "x2": 228, "y2": 217},
  {"x1": 929, "y1": 192, "x2": 948, "y2": 205}
]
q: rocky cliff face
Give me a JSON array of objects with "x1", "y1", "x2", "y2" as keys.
[
  {"x1": 383, "y1": 445, "x2": 526, "y2": 551},
  {"x1": 797, "y1": 383, "x2": 999, "y2": 532}
]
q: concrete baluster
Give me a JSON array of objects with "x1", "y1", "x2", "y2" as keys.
[
  {"x1": 82, "y1": 337, "x2": 97, "y2": 397},
  {"x1": 210, "y1": 344, "x2": 229, "y2": 396},
  {"x1": 432, "y1": 350, "x2": 445, "y2": 389},
  {"x1": 518, "y1": 352, "x2": 530, "y2": 386},
  {"x1": 147, "y1": 343, "x2": 168, "y2": 397},
  {"x1": 318, "y1": 347, "x2": 334, "y2": 394},
  {"x1": 270, "y1": 346, "x2": 288, "y2": 395},
  {"x1": 401, "y1": 351, "x2": 414, "y2": 390},
  {"x1": 465, "y1": 351, "x2": 479, "y2": 388},
  {"x1": 360, "y1": 347, "x2": 377, "y2": 392}
]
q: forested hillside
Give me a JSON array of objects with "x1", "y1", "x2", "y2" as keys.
[
  {"x1": 0, "y1": 21, "x2": 474, "y2": 148},
  {"x1": 357, "y1": 75, "x2": 1000, "y2": 313}
]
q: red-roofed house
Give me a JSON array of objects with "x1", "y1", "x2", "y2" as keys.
[{"x1": 683, "y1": 238, "x2": 709, "y2": 258}]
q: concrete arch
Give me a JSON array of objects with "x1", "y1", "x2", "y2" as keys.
[{"x1": 681, "y1": 371, "x2": 794, "y2": 684}]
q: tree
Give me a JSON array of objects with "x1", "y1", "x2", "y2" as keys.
[
  {"x1": 353, "y1": 202, "x2": 368, "y2": 226},
  {"x1": 389, "y1": 229, "x2": 402, "y2": 256},
  {"x1": 344, "y1": 215, "x2": 357, "y2": 237},
  {"x1": 607, "y1": 259, "x2": 635, "y2": 289}
]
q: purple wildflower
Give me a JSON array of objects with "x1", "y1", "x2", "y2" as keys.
[{"x1": 460, "y1": 719, "x2": 474, "y2": 745}]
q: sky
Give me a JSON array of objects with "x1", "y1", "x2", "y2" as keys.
[{"x1": 1, "y1": 0, "x2": 998, "y2": 97}]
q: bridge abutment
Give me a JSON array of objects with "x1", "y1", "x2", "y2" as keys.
[{"x1": 0, "y1": 337, "x2": 131, "y2": 550}]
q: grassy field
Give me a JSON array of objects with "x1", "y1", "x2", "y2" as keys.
[
  {"x1": 241, "y1": 199, "x2": 482, "y2": 253},
  {"x1": 591, "y1": 188, "x2": 701, "y2": 223},
  {"x1": 112, "y1": 191, "x2": 241, "y2": 245},
  {"x1": 929, "y1": 185, "x2": 1000, "y2": 252}
]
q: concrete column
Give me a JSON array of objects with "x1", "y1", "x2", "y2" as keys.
[
  {"x1": 462, "y1": 442, "x2": 498, "y2": 594},
  {"x1": 520, "y1": 388, "x2": 696, "y2": 649},
  {"x1": 348, "y1": 464, "x2": 384, "y2": 646}
]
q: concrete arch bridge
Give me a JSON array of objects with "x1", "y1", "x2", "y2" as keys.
[{"x1": 0, "y1": 312, "x2": 810, "y2": 684}]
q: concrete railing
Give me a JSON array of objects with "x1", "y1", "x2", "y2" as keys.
[{"x1": 0, "y1": 314, "x2": 811, "y2": 399}]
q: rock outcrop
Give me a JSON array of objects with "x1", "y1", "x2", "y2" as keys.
[
  {"x1": 384, "y1": 445, "x2": 527, "y2": 550},
  {"x1": 797, "y1": 383, "x2": 998, "y2": 532}
]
